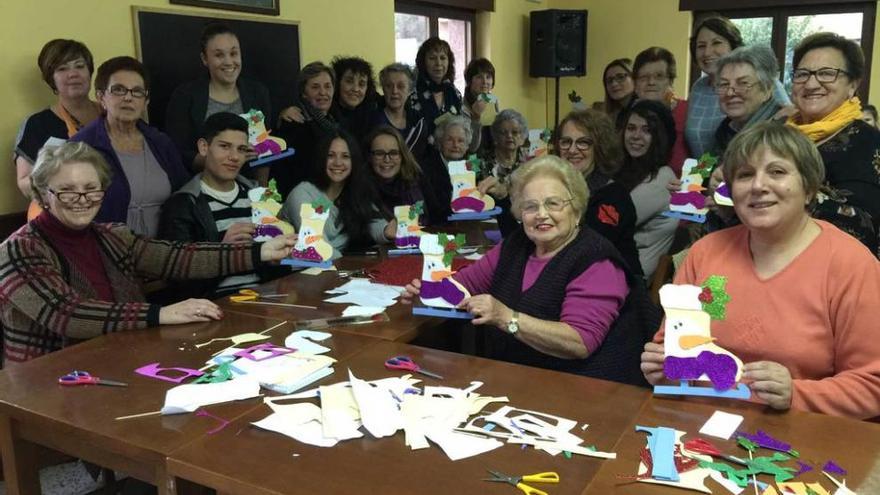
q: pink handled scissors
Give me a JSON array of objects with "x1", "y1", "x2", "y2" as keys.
[
  {"x1": 58, "y1": 370, "x2": 127, "y2": 387},
  {"x1": 384, "y1": 356, "x2": 444, "y2": 380}
]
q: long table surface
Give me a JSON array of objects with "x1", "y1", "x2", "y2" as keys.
[
  {"x1": 166, "y1": 339, "x2": 650, "y2": 495},
  {"x1": 0, "y1": 312, "x2": 380, "y2": 494}
]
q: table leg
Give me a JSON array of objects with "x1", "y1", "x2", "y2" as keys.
[{"x1": 0, "y1": 413, "x2": 41, "y2": 494}]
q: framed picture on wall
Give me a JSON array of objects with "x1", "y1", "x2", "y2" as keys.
[{"x1": 169, "y1": 0, "x2": 279, "y2": 16}]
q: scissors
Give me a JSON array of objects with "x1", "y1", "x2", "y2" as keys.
[
  {"x1": 58, "y1": 370, "x2": 127, "y2": 387},
  {"x1": 484, "y1": 470, "x2": 559, "y2": 495},
  {"x1": 229, "y1": 289, "x2": 287, "y2": 302},
  {"x1": 384, "y1": 356, "x2": 444, "y2": 380}
]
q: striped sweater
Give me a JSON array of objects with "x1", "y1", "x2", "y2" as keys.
[{"x1": 0, "y1": 222, "x2": 259, "y2": 364}]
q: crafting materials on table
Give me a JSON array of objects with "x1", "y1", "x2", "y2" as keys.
[
  {"x1": 384, "y1": 355, "x2": 444, "y2": 380},
  {"x1": 483, "y1": 470, "x2": 559, "y2": 495},
  {"x1": 293, "y1": 313, "x2": 388, "y2": 330},
  {"x1": 58, "y1": 370, "x2": 127, "y2": 387},
  {"x1": 233, "y1": 300, "x2": 318, "y2": 310},
  {"x1": 228, "y1": 289, "x2": 288, "y2": 302}
]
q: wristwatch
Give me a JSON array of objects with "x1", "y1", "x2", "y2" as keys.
[{"x1": 506, "y1": 311, "x2": 520, "y2": 335}]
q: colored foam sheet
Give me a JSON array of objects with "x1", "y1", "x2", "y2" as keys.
[
  {"x1": 654, "y1": 381, "x2": 751, "y2": 400},
  {"x1": 233, "y1": 343, "x2": 296, "y2": 362},
  {"x1": 636, "y1": 426, "x2": 679, "y2": 482},
  {"x1": 387, "y1": 247, "x2": 421, "y2": 256},
  {"x1": 662, "y1": 210, "x2": 708, "y2": 223},
  {"x1": 281, "y1": 258, "x2": 334, "y2": 269},
  {"x1": 135, "y1": 362, "x2": 204, "y2": 384},
  {"x1": 699, "y1": 410, "x2": 744, "y2": 440},
  {"x1": 249, "y1": 148, "x2": 295, "y2": 168},
  {"x1": 413, "y1": 306, "x2": 473, "y2": 319}
]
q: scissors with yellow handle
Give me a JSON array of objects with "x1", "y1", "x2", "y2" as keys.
[
  {"x1": 484, "y1": 470, "x2": 559, "y2": 495},
  {"x1": 228, "y1": 289, "x2": 287, "y2": 302}
]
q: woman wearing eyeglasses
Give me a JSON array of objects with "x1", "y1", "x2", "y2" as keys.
[
  {"x1": 596, "y1": 58, "x2": 635, "y2": 125},
  {"x1": 402, "y1": 155, "x2": 657, "y2": 385},
  {"x1": 553, "y1": 109, "x2": 643, "y2": 277},
  {"x1": 72, "y1": 56, "x2": 189, "y2": 238},
  {"x1": 787, "y1": 33, "x2": 880, "y2": 254},
  {"x1": 365, "y1": 125, "x2": 445, "y2": 225},
  {"x1": 476, "y1": 110, "x2": 529, "y2": 235},
  {"x1": 0, "y1": 141, "x2": 295, "y2": 365}
]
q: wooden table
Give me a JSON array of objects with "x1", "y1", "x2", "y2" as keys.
[
  {"x1": 0, "y1": 312, "x2": 381, "y2": 495},
  {"x1": 582, "y1": 395, "x2": 880, "y2": 494},
  {"x1": 166, "y1": 340, "x2": 650, "y2": 495}
]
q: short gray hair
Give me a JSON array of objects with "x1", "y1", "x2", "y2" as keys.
[
  {"x1": 31, "y1": 141, "x2": 112, "y2": 205},
  {"x1": 433, "y1": 115, "x2": 473, "y2": 149},
  {"x1": 715, "y1": 45, "x2": 780, "y2": 92},
  {"x1": 490, "y1": 109, "x2": 528, "y2": 143},
  {"x1": 509, "y1": 155, "x2": 589, "y2": 221},
  {"x1": 378, "y1": 63, "x2": 414, "y2": 90}
]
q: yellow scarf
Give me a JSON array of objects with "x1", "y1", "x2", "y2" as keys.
[{"x1": 786, "y1": 97, "x2": 862, "y2": 143}]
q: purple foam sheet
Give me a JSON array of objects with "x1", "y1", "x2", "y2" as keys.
[
  {"x1": 822, "y1": 460, "x2": 847, "y2": 476},
  {"x1": 254, "y1": 224, "x2": 284, "y2": 239},
  {"x1": 451, "y1": 196, "x2": 486, "y2": 213},
  {"x1": 395, "y1": 235, "x2": 421, "y2": 248},
  {"x1": 291, "y1": 246, "x2": 323, "y2": 262},
  {"x1": 793, "y1": 461, "x2": 813, "y2": 477},
  {"x1": 484, "y1": 230, "x2": 502, "y2": 244},
  {"x1": 664, "y1": 351, "x2": 737, "y2": 390},
  {"x1": 135, "y1": 363, "x2": 204, "y2": 384},
  {"x1": 420, "y1": 278, "x2": 466, "y2": 306},
  {"x1": 233, "y1": 343, "x2": 296, "y2": 362},
  {"x1": 670, "y1": 191, "x2": 707, "y2": 209},
  {"x1": 715, "y1": 183, "x2": 731, "y2": 200},
  {"x1": 736, "y1": 430, "x2": 792, "y2": 453}
]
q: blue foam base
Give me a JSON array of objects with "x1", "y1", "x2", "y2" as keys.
[
  {"x1": 662, "y1": 210, "x2": 707, "y2": 223},
  {"x1": 249, "y1": 149, "x2": 296, "y2": 168},
  {"x1": 447, "y1": 207, "x2": 502, "y2": 221},
  {"x1": 654, "y1": 381, "x2": 751, "y2": 400},
  {"x1": 280, "y1": 258, "x2": 333, "y2": 269},
  {"x1": 387, "y1": 247, "x2": 421, "y2": 256},
  {"x1": 413, "y1": 306, "x2": 473, "y2": 319}
]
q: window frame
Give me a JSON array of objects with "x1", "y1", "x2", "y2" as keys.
[
  {"x1": 685, "y1": 2, "x2": 875, "y2": 101},
  {"x1": 395, "y1": 0, "x2": 477, "y2": 61}
]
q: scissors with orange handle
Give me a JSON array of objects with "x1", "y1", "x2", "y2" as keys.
[
  {"x1": 228, "y1": 289, "x2": 287, "y2": 303},
  {"x1": 484, "y1": 471, "x2": 559, "y2": 495}
]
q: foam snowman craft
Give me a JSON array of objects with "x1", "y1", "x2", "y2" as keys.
[
  {"x1": 394, "y1": 202, "x2": 424, "y2": 248},
  {"x1": 417, "y1": 233, "x2": 470, "y2": 308},
  {"x1": 448, "y1": 160, "x2": 495, "y2": 213},
  {"x1": 291, "y1": 201, "x2": 334, "y2": 262},
  {"x1": 249, "y1": 180, "x2": 295, "y2": 241}
]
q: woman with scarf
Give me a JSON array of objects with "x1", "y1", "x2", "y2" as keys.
[
  {"x1": 787, "y1": 32, "x2": 880, "y2": 255},
  {"x1": 412, "y1": 37, "x2": 463, "y2": 144},
  {"x1": 272, "y1": 61, "x2": 339, "y2": 196},
  {"x1": 15, "y1": 39, "x2": 101, "y2": 220}
]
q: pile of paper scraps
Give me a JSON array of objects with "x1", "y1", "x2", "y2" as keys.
[
  {"x1": 633, "y1": 426, "x2": 853, "y2": 494},
  {"x1": 252, "y1": 370, "x2": 617, "y2": 462},
  {"x1": 323, "y1": 277, "x2": 403, "y2": 317}
]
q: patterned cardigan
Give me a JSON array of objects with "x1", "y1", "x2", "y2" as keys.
[{"x1": 0, "y1": 222, "x2": 259, "y2": 364}]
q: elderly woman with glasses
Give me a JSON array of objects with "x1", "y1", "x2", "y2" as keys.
[
  {"x1": 0, "y1": 141, "x2": 295, "y2": 365},
  {"x1": 72, "y1": 56, "x2": 189, "y2": 238},
  {"x1": 371, "y1": 63, "x2": 428, "y2": 159},
  {"x1": 419, "y1": 114, "x2": 474, "y2": 221},
  {"x1": 476, "y1": 109, "x2": 529, "y2": 234},
  {"x1": 642, "y1": 122, "x2": 880, "y2": 419},
  {"x1": 786, "y1": 33, "x2": 880, "y2": 253},
  {"x1": 554, "y1": 109, "x2": 643, "y2": 277},
  {"x1": 403, "y1": 155, "x2": 657, "y2": 385}
]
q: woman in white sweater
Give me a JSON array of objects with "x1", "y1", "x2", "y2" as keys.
[
  {"x1": 615, "y1": 99, "x2": 679, "y2": 279},
  {"x1": 279, "y1": 130, "x2": 395, "y2": 258}
]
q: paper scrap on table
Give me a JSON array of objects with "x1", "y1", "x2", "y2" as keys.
[
  {"x1": 425, "y1": 429, "x2": 503, "y2": 461},
  {"x1": 348, "y1": 369, "x2": 402, "y2": 438},
  {"x1": 709, "y1": 471, "x2": 743, "y2": 494},
  {"x1": 285, "y1": 330, "x2": 332, "y2": 354},
  {"x1": 777, "y1": 482, "x2": 831, "y2": 495},
  {"x1": 323, "y1": 279, "x2": 401, "y2": 307},
  {"x1": 160, "y1": 377, "x2": 261, "y2": 415},
  {"x1": 699, "y1": 410, "x2": 744, "y2": 440},
  {"x1": 464, "y1": 252, "x2": 484, "y2": 261},
  {"x1": 301, "y1": 266, "x2": 337, "y2": 275},
  {"x1": 341, "y1": 306, "x2": 386, "y2": 317},
  {"x1": 231, "y1": 352, "x2": 336, "y2": 394},
  {"x1": 253, "y1": 403, "x2": 339, "y2": 447}
]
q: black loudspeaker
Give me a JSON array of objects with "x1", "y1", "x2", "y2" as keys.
[{"x1": 529, "y1": 9, "x2": 588, "y2": 78}]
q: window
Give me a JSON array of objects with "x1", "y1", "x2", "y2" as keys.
[
  {"x1": 685, "y1": 2, "x2": 876, "y2": 100},
  {"x1": 395, "y1": 1, "x2": 476, "y2": 93}
]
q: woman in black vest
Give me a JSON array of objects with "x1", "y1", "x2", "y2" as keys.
[{"x1": 403, "y1": 156, "x2": 657, "y2": 385}]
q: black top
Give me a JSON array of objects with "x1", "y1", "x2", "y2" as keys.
[
  {"x1": 584, "y1": 172, "x2": 643, "y2": 276},
  {"x1": 15, "y1": 109, "x2": 68, "y2": 163},
  {"x1": 818, "y1": 119, "x2": 880, "y2": 227},
  {"x1": 164, "y1": 77, "x2": 272, "y2": 169},
  {"x1": 418, "y1": 149, "x2": 454, "y2": 222},
  {"x1": 271, "y1": 119, "x2": 335, "y2": 198},
  {"x1": 485, "y1": 226, "x2": 657, "y2": 386}
]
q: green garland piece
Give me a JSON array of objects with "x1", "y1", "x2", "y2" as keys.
[
  {"x1": 194, "y1": 361, "x2": 233, "y2": 384},
  {"x1": 737, "y1": 436, "x2": 758, "y2": 452},
  {"x1": 262, "y1": 179, "x2": 282, "y2": 203},
  {"x1": 692, "y1": 152, "x2": 718, "y2": 180},
  {"x1": 409, "y1": 200, "x2": 424, "y2": 220},
  {"x1": 466, "y1": 154, "x2": 483, "y2": 175},
  {"x1": 311, "y1": 196, "x2": 333, "y2": 215},
  {"x1": 701, "y1": 275, "x2": 731, "y2": 321},
  {"x1": 437, "y1": 233, "x2": 465, "y2": 266}
]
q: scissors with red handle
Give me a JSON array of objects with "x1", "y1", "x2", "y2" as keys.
[
  {"x1": 384, "y1": 356, "x2": 444, "y2": 380},
  {"x1": 58, "y1": 370, "x2": 127, "y2": 387}
]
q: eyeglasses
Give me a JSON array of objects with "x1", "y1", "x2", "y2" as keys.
[
  {"x1": 557, "y1": 137, "x2": 594, "y2": 151},
  {"x1": 636, "y1": 73, "x2": 669, "y2": 83},
  {"x1": 48, "y1": 189, "x2": 105, "y2": 204},
  {"x1": 107, "y1": 84, "x2": 149, "y2": 99},
  {"x1": 791, "y1": 67, "x2": 850, "y2": 85},
  {"x1": 714, "y1": 80, "x2": 760, "y2": 96},
  {"x1": 370, "y1": 149, "x2": 401, "y2": 161},
  {"x1": 604, "y1": 73, "x2": 630, "y2": 85},
  {"x1": 520, "y1": 197, "x2": 573, "y2": 215}
]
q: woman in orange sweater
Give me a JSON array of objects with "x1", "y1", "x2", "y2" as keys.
[{"x1": 641, "y1": 122, "x2": 880, "y2": 420}]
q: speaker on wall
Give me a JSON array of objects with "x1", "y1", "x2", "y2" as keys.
[{"x1": 529, "y1": 9, "x2": 588, "y2": 78}]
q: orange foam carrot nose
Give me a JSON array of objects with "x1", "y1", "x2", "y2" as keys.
[
  {"x1": 686, "y1": 183, "x2": 706, "y2": 192},
  {"x1": 260, "y1": 216, "x2": 279, "y2": 224},
  {"x1": 679, "y1": 335, "x2": 716, "y2": 350},
  {"x1": 305, "y1": 234, "x2": 323, "y2": 244},
  {"x1": 459, "y1": 187, "x2": 476, "y2": 197},
  {"x1": 407, "y1": 225, "x2": 422, "y2": 233},
  {"x1": 430, "y1": 270, "x2": 453, "y2": 281}
]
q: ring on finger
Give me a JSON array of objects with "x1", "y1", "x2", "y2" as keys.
[{"x1": 196, "y1": 309, "x2": 202, "y2": 316}]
